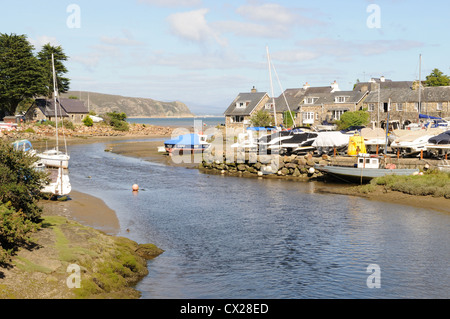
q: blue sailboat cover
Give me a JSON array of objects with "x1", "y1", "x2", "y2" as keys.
[{"x1": 165, "y1": 134, "x2": 200, "y2": 146}]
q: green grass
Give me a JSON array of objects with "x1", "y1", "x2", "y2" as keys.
[{"x1": 370, "y1": 170, "x2": 450, "y2": 198}]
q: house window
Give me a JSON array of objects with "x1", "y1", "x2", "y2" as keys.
[
  {"x1": 332, "y1": 110, "x2": 346, "y2": 121},
  {"x1": 437, "y1": 102, "x2": 443, "y2": 111},
  {"x1": 335, "y1": 96, "x2": 349, "y2": 103},
  {"x1": 233, "y1": 115, "x2": 244, "y2": 123},
  {"x1": 236, "y1": 102, "x2": 248, "y2": 109},
  {"x1": 302, "y1": 112, "x2": 315, "y2": 124},
  {"x1": 396, "y1": 103, "x2": 403, "y2": 111},
  {"x1": 368, "y1": 103, "x2": 376, "y2": 112},
  {"x1": 265, "y1": 102, "x2": 273, "y2": 110},
  {"x1": 304, "y1": 97, "x2": 318, "y2": 104},
  {"x1": 413, "y1": 102, "x2": 420, "y2": 112}
]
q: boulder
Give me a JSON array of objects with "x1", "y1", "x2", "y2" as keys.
[{"x1": 135, "y1": 243, "x2": 164, "y2": 260}]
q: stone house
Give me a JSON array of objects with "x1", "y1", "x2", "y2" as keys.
[
  {"x1": 298, "y1": 89, "x2": 368, "y2": 126},
  {"x1": 25, "y1": 98, "x2": 89, "y2": 124},
  {"x1": 224, "y1": 87, "x2": 270, "y2": 131},
  {"x1": 362, "y1": 86, "x2": 450, "y2": 127}
]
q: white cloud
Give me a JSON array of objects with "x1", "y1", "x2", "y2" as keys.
[
  {"x1": 271, "y1": 50, "x2": 320, "y2": 63},
  {"x1": 297, "y1": 37, "x2": 424, "y2": 61},
  {"x1": 100, "y1": 30, "x2": 144, "y2": 46},
  {"x1": 167, "y1": 8, "x2": 227, "y2": 46},
  {"x1": 30, "y1": 35, "x2": 59, "y2": 50},
  {"x1": 216, "y1": 3, "x2": 326, "y2": 39},
  {"x1": 236, "y1": 3, "x2": 297, "y2": 25},
  {"x1": 138, "y1": 0, "x2": 202, "y2": 7}
]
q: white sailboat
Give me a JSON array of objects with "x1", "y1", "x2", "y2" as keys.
[
  {"x1": 37, "y1": 54, "x2": 70, "y2": 169},
  {"x1": 37, "y1": 53, "x2": 71, "y2": 196}
]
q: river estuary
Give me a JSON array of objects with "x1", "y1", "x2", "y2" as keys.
[{"x1": 67, "y1": 138, "x2": 449, "y2": 299}]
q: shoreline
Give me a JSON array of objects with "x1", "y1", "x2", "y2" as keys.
[{"x1": 107, "y1": 138, "x2": 450, "y2": 215}]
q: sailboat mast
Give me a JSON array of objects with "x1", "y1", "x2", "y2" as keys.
[
  {"x1": 51, "y1": 53, "x2": 59, "y2": 152},
  {"x1": 266, "y1": 46, "x2": 277, "y2": 127},
  {"x1": 418, "y1": 54, "x2": 422, "y2": 123}
]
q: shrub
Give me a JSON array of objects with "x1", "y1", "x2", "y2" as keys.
[{"x1": 83, "y1": 115, "x2": 94, "y2": 127}]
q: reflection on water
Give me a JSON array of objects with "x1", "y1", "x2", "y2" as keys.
[{"x1": 68, "y1": 140, "x2": 450, "y2": 299}]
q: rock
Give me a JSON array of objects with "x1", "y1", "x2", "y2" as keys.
[
  {"x1": 292, "y1": 168, "x2": 301, "y2": 177},
  {"x1": 237, "y1": 164, "x2": 247, "y2": 171},
  {"x1": 135, "y1": 244, "x2": 164, "y2": 260}
]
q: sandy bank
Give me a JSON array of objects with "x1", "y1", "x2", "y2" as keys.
[{"x1": 317, "y1": 184, "x2": 450, "y2": 214}]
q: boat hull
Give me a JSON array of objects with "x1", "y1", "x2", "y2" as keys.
[
  {"x1": 38, "y1": 151, "x2": 70, "y2": 169},
  {"x1": 315, "y1": 164, "x2": 419, "y2": 183}
]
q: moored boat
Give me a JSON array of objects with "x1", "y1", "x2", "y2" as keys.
[
  {"x1": 315, "y1": 155, "x2": 419, "y2": 183},
  {"x1": 164, "y1": 133, "x2": 210, "y2": 154}
]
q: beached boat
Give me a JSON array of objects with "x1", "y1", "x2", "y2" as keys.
[
  {"x1": 35, "y1": 164, "x2": 71, "y2": 196},
  {"x1": 12, "y1": 139, "x2": 36, "y2": 155},
  {"x1": 13, "y1": 139, "x2": 71, "y2": 196},
  {"x1": 37, "y1": 54, "x2": 70, "y2": 169},
  {"x1": 164, "y1": 133, "x2": 210, "y2": 154},
  {"x1": 315, "y1": 155, "x2": 419, "y2": 183}
]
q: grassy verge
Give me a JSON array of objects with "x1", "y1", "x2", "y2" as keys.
[{"x1": 358, "y1": 170, "x2": 450, "y2": 198}]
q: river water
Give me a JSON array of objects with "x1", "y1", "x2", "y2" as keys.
[{"x1": 67, "y1": 138, "x2": 449, "y2": 299}]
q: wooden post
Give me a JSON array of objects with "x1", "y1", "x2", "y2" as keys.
[
  {"x1": 420, "y1": 150, "x2": 423, "y2": 160},
  {"x1": 333, "y1": 147, "x2": 336, "y2": 158},
  {"x1": 445, "y1": 153, "x2": 448, "y2": 160},
  {"x1": 397, "y1": 149, "x2": 400, "y2": 159},
  {"x1": 376, "y1": 144, "x2": 379, "y2": 156}
]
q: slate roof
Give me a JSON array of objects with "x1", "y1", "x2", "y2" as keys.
[
  {"x1": 299, "y1": 90, "x2": 368, "y2": 109},
  {"x1": 34, "y1": 98, "x2": 88, "y2": 117},
  {"x1": 363, "y1": 86, "x2": 450, "y2": 103},
  {"x1": 272, "y1": 88, "x2": 306, "y2": 113},
  {"x1": 224, "y1": 92, "x2": 268, "y2": 116}
]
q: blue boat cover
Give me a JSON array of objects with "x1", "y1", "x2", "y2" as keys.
[
  {"x1": 12, "y1": 139, "x2": 33, "y2": 152},
  {"x1": 165, "y1": 133, "x2": 200, "y2": 145},
  {"x1": 419, "y1": 114, "x2": 442, "y2": 120}
]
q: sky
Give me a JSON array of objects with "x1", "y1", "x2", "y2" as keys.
[{"x1": 1, "y1": 0, "x2": 449, "y2": 115}]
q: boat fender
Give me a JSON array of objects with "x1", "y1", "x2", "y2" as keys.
[
  {"x1": 385, "y1": 164, "x2": 396, "y2": 170},
  {"x1": 132, "y1": 184, "x2": 139, "y2": 192}
]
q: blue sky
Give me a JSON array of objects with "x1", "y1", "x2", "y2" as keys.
[{"x1": 1, "y1": 0, "x2": 449, "y2": 115}]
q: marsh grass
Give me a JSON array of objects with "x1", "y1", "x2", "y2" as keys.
[{"x1": 370, "y1": 170, "x2": 450, "y2": 198}]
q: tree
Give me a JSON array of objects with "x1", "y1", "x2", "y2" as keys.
[
  {"x1": 37, "y1": 44, "x2": 70, "y2": 97},
  {"x1": 249, "y1": 110, "x2": 274, "y2": 127},
  {"x1": 337, "y1": 110, "x2": 370, "y2": 130},
  {"x1": 424, "y1": 68, "x2": 450, "y2": 87},
  {"x1": 0, "y1": 140, "x2": 47, "y2": 222},
  {"x1": 0, "y1": 33, "x2": 46, "y2": 117},
  {"x1": 283, "y1": 111, "x2": 296, "y2": 128}
]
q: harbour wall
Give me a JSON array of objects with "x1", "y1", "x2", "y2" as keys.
[{"x1": 199, "y1": 151, "x2": 444, "y2": 179}]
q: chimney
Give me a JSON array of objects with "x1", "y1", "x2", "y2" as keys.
[
  {"x1": 331, "y1": 80, "x2": 340, "y2": 92},
  {"x1": 251, "y1": 86, "x2": 257, "y2": 93},
  {"x1": 303, "y1": 82, "x2": 310, "y2": 90},
  {"x1": 380, "y1": 76, "x2": 386, "y2": 82}
]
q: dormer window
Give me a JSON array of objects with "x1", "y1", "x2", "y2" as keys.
[
  {"x1": 236, "y1": 101, "x2": 249, "y2": 108},
  {"x1": 304, "y1": 97, "x2": 318, "y2": 104},
  {"x1": 335, "y1": 96, "x2": 349, "y2": 103}
]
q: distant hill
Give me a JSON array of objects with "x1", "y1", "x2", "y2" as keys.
[{"x1": 61, "y1": 91, "x2": 194, "y2": 118}]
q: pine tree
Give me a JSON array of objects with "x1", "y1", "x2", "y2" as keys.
[
  {"x1": 37, "y1": 43, "x2": 71, "y2": 97},
  {"x1": 0, "y1": 33, "x2": 46, "y2": 117}
]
